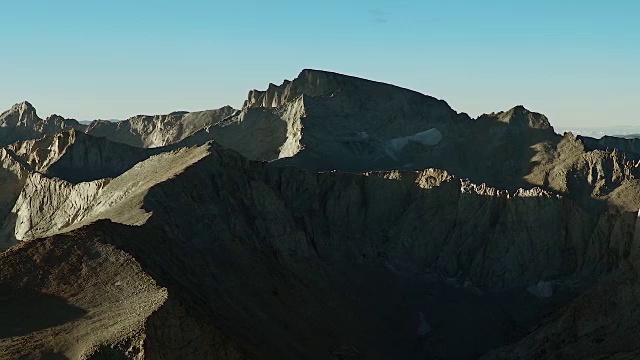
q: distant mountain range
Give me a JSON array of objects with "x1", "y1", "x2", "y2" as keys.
[
  {"x1": 2, "y1": 69, "x2": 640, "y2": 359},
  {"x1": 556, "y1": 125, "x2": 640, "y2": 138}
]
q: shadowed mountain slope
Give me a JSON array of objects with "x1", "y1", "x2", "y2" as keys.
[{"x1": 2, "y1": 142, "x2": 640, "y2": 358}]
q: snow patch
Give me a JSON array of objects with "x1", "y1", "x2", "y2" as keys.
[{"x1": 386, "y1": 128, "x2": 442, "y2": 160}]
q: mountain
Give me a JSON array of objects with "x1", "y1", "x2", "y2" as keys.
[
  {"x1": 198, "y1": 70, "x2": 640, "y2": 210},
  {"x1": 1, "y1": 69, "x2": 640, "y2": 359}
]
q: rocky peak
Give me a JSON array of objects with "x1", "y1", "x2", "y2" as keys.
[
  {"x1": 477, "y1": 105, "x2": 554, "y2": 133},
  {"x1": 46, "y1": 114, "x2": 66, "y2": 122},
  {"x1": 13, "y1": 101, "x2": 36, "y2": 113},
  {"x1": 1, "y1": 101, "x2": 39, "y2": 127},
  {"x1": 243, "y1": 69, "x2": 344, "y2": 109},
  {"x1": 500, "y1": 105, "x2": 553, "y2": 130}
]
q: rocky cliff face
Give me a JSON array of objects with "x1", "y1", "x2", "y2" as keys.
[{"x1": 2, "y1": 70, "x2": 640, "y2": 359}]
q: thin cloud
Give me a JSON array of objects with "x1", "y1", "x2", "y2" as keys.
[{"x1": 368, "y1": 8, "x2": 389, "y2": 23}]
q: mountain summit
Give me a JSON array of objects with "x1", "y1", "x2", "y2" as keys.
[{"x1": 1, "y1": 101, "x2": 38, "y2": 126}]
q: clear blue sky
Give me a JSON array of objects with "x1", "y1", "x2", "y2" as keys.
[{"x1": 1, "y1": 1, "x2": 638, "y2": 126}]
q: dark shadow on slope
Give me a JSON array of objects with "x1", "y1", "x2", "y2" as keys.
[
  {"x1": 329, "y1": 264, "x2": 580, "y2": 360},
  {"x1": 0, "y1": 212, "x2": 18, "y2": 251},
  {"x1": 0, "y1": 284, "x2": 86, "y2": 338},
  {"x1": 0, "y1": 165, "x2": 25, "y2": 250},
  {"x1": 480, "y1": 262, "x2": 640, "y2": 359},
  {"x1": 270, "y1": 111, "x2": 562, "y2": 195},
  {"x1": 40, "y1": 351, "x2": 70, "y2": 360},
  {"x1": 85, "y1": 345, "x2": 131, "y2": 360},
  {"x1": 76, "y1": 149, "x2": 632, "y2": 359},
  {"x1": 92, "y1": 218, "x2": 591, "y2": 360}
]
